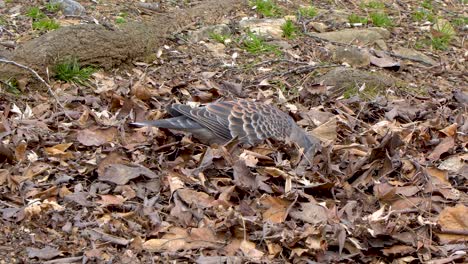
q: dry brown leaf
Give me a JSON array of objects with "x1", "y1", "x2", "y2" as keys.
[
  {"x1": 240, "y1": 240, "x2": 264, "y2": 259},
  {"x1": 177, "y1": 189, "x2": 215, "y2": 208},
  {"x1": 290, "y1": 202, "x2": 328, "y2": 225},
  {"x1": 439, "y1": 123, "x2": 457, "y2": 137},
  {"x1": 261, "y1": 195, "x2": 290, "y2": 223},
  {"x1": 15, "y1": 143, "x2": 27, "y2": 162},
  {"x1": 382, "y1": 245, "x2": 414, "y2": 256},
  {"x1": 99, "y1": 164, "x2": 158, "y2": 185},
  {"x1": 77, "y1": 127, "x2": 118, "y2": 146},
  {"x1": 427, "y1": 137, "x2": 455, "y2": 161},
  {"x1": 96, "y1": 194, "x2": 126, "y2": 207},
  {"x1": 311, "y1": 116, "x2": 337, "y2": 143},
  {"x1": 436, "y1": 204, "x2": 468, "y2": 243},
  {"x1": 143, "y1": 227, "x2": 221, "y2": 252}
]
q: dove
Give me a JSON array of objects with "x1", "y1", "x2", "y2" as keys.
[{"x1": 131, "y1": 99, "x2": 320, "y2": 154}]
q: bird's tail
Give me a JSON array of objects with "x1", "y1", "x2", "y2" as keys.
[{"x1": 130, "y1": 116, "x2": 203, "y2": 131}]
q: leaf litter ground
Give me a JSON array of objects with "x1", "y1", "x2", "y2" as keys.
[{"x1": 0, "y1": 0, "x2": 467, "y2": 263}]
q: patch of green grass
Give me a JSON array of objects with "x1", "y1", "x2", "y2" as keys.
[
  {"x1": 452, "y1": 16, "x2": 467, "y2": 27},
  {"x1": 343, "y1": 84, "x2": 380, "y2": 100},
  {"x1": 361, "y1": 1, "x2": 385, "y2": 9},
  {"x1": 209, "y1": 32, "x2": 231, "y2": 44},
  {"x1": 348, "y1": 14, "x2": 368, "y2": 24},
  {"x1": 3, "y1": 79, "x2": 21, "y2": 94},
  {"x1": 0, "y1": 16, "x2": 7, "y2": 26},
  {"x1": 412, "y1": 8, "x2": 436, "y2": 22},
  {"x1": 418, "y1": 21, "x2": 456, "y2": 51},
  {"x1": 298, "y1": 6, "x2": 317, "y2": 18},
  {"x1": 421, "y1": 0, "x2": 434, "y2": 10},
  {"x1": 431, "y1": 21, "x2": 455, "y2": 50},
  {"x1": 115, "y1": 17, "x2": 126, "y2": 24},
  {"x1": 370, "y1": 12, "x2": 393, "y2": 27},
  {"x1": 54, "y1": 58, "x2": 96, "y2": 84},
  {"x1": 242, "y1": 31, "x2": 280, "y2": 55},
  {"x1": 32, "y1": 18, "x2": 60, "y2": 31},
  {"x1": 45, "y1": 3, "x2": 61, "y2": 13},
  {"x1": 249, "y1": 0, "x2": 282, "y2": 18},
  {"x1": 281, "y1": 19, "x2": 299, "y2": 39},
  {"x1": 26, "y1": 7, "x2": 46, "y2": 19}
]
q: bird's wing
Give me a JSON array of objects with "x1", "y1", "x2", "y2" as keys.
[{"x1": 170, "y1": 102, "x2": 234, "y2": 141}]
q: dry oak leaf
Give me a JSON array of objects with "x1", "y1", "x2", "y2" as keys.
[
  {"x1": 427, "y1": 137, "x2": 455, "y2": 161},
  {"x1": 27, "y1": 246, "x2": 62, "y2": 260},
  {"x1": 290, "y1": 202, "x2": 328, "y2": 225},
  {"x1": 261, "y1": 195, "x2": 291, "y2": 223},
  {"x1": 77, "y1": 127, "x2": 118, "y2": 146},
  {"x1": 176, "y1": 189, "x2": 215, "y2": 208},
  {"x1": 96, "y1": 194, "x2": 126, "y2": 207},
  {"x1": 99, "y1": 164, "x2": 158, "y2": 185},
  {"x1": 143, "y1": 227, "x2": 221, "y2": 252},
  {"x1": 436, "y1": 204, "x2": 468, "y2": 243},
  {"x1": 44, "y1": 142, "x2": 74, "y2": 159}
]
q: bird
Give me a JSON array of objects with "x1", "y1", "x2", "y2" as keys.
[{"x1": 130, "y1": 99, "x2": 320, "y2": 155}]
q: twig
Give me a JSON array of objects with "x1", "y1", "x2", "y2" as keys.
[
  {"x1": 272, "y1": 64, "x2": 341, "y2": 77},
  {"x1": 254, "y1": 59, "x2": 310, "y2": 67},
  {"x1": 0, "y1": 58, "x2": 73, "y2": 120}
]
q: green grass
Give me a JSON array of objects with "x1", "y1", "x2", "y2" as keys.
[
  {"x1": 361, "y1": 1, "x2": 385, "y2": 9},
  {"x1": 430, "y1": 22, "x2": 455, "y2": 50},
  {"x1": 3, "y1": 79, "x2": 21, "y2": 94},
  {"x1": 209, "y1": 32, "x2": 231, "y2": 44},
  {"x1": 32, "y1": 18, "x2": 60, "y2": 31},
  {"x1": 412, "y1": 8, "x2": 436, "y2": 22},
  {"x1": 421, "y1": 0, "x2": 434, "y2": 10},
  {"x1": 452, "y1": 16, "x2": 467, "y2": 27},
  {"x1": 115, "y1": 17, "x2": 126, "y2": 24},
  {"x1": 281, "y1": 19, "x2": 299, "y2": 39},
  {"x1": 54, "y1": 58, "x2": 96, "y2": 84},
  {"x1": 249, "y1": 0, "x2": 282, "y2": 17},
  {"x1": 370, "y1": 12, "x2": 393, "y2": 27},
  {"x1": 45, "y1": 3, "x2": 61, "y2": 13},
  {"x1": 348, "y1": 14, "x2": 368, "y2": 24},
  {"x1": 242, "y1": 31, "x2": 280, "y2": 55},
  {"x1": 298, "y1": 6, "x2": 318, "y2": 18},
  {"x1": 26, "y1": 7, "x2": 46, "y2": 19}
]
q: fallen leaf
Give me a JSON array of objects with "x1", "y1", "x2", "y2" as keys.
[
  {"x1": 99, "y1": 164, "x2": 159, "y2": 185},
  {"x1": 77, "y1": 127, "x2": 118, "y2": 146}
]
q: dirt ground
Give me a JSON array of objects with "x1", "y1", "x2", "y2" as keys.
[{"x1": 0, "y1": 0, "x2": 467, "y2": 263}]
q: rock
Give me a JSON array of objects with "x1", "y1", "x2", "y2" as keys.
[
  {"x1": 0, "y1": 1, "x2": 5, "y2": 9},
  {"x1": 202, "y1": 42, "x2": 227, "y2": 57},
  {"x1": 8, "y1": 4, "x2": 22, "y2": 14},
  {"x1": 312, "y1": 28, "x2": 390, "y2": 46},
  {"x1": 317, "y1": 9, "x2": 350, "y2": 26},
  {"x1": 50, "y1": 0, "x2": 85, "y2": 16},
  {"x1": 239, "y1": 18, "x2": 286, "y2": 39},
  {"x1": 267, "y1": 40, "x2": 292, "y2": 50},
  {"x1": 309, "y1": 22, "x2": 328, "y2": 33},
  {"x1": 188, "y1": 24, "x2": 231, "y2": 43},
  {"x1": 316, "y1": 67, "x2": 398, "y2": 98},
  {"x1": 393, "y1": 47, "x2": 437, "y2": 66},
  {"x1": 332, "y1": 46, "x2": 371, "y2": 67}
]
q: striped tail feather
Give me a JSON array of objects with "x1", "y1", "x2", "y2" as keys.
[{"x1": 130, "y1": 116, "x2": 204, "y2": 131}]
